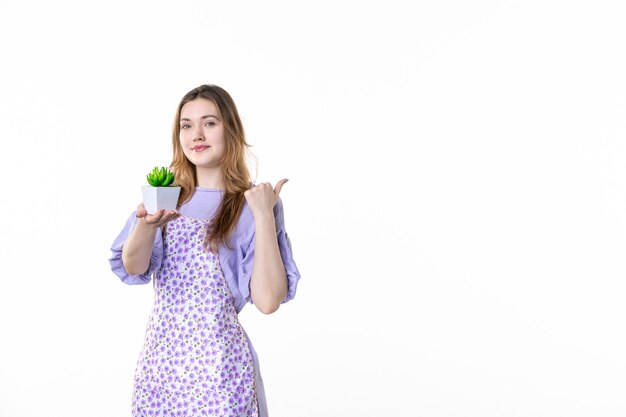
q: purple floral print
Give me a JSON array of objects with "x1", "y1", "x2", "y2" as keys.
[{"x1": 132, "y1": 215, "x2": 258, "y2": 417}]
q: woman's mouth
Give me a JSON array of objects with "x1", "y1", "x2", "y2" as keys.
[{"x1": 192, "y1": 145, "x2": 209, "y2": 151}]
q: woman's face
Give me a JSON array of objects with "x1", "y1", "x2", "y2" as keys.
[{"x1": 179, "y1": 98, "x2": 226, "y2": 169}]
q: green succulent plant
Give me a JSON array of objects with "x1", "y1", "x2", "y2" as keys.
[{"x1": 146, "y1": 166, "x2": 175, "y2": 187}]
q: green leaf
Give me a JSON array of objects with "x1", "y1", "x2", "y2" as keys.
[{"x1": 146, "y1": 166, "x2": 175, "y2": 186}]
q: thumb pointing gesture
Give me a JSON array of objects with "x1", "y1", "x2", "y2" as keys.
[
  {"x1": 273, "y1": 178, "x2": 289, "y2": 201},
  {"x1": 244, "y1": 178, "x2": 290, "y2": 219}
]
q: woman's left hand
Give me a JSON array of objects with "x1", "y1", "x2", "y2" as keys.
[{"x1": 244, "y1": 179, "x2": 289, "y2": 219}]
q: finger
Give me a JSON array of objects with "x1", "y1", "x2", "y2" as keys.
[
  {"x1": 145, "y1": 208, "x2": 165, "y2": 224},
  {"x1": 163, "y1": 210, "x2": 180, "y2": 221},
  {"x1": 136, "y1": 203, "x2": 147, "y2": 218},
  {"x1": 273, "y1": 178, "x2": 289, "y2": 198},
  {"x1": 154, "y1": 211, "x2": 180, "y2": 228},
  {"x1": 160, "y1": 209, "x2": 180, "y2": 220}
]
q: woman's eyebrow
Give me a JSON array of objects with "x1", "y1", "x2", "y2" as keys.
[{"x1": 180, "y1": 115, "x2": 219, "y2": 121}]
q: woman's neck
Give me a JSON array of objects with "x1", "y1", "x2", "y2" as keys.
[{"x1": 195, "y1": 167, "x2": 224, "y2": 189}]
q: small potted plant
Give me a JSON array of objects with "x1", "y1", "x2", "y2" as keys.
[{"x1": 141, "y1": 166, "x2": 181, "y2": 214}]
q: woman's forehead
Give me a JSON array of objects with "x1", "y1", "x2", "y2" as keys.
[{"x1": 181, "y1": 98, "x2": 220, "y2": 118}]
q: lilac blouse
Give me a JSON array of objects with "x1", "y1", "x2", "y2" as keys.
[{"x1": 109, "y1": 187, "x2": 301, "y2": 313}]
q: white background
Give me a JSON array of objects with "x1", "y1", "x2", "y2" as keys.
[{"x1": 0, "y1": 1, "x2": 625, "y2": 416}]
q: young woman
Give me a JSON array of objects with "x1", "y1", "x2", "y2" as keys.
[{"x1": 109, "y1": 84, "x2": 301, "y2": 417}]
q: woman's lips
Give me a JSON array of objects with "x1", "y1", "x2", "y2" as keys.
[{"x1": 192, "y1": 145, "x2": 209, "y2": 151}]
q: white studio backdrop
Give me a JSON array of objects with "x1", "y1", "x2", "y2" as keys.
[{"x1": 0, "y1": 1, "x2": 625, "y2": 416}]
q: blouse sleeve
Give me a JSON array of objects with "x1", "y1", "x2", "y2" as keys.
[
  {"x1": 108, "y1": 211, "x2": 164, "y2": 285},
  {"x1": 238, "y1": 197, "x2": 302, "y2": 305}
]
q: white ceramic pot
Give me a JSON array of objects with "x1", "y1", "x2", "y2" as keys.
[{"x1": 142, "y1": 186, "x2": 181, "y2": 214}]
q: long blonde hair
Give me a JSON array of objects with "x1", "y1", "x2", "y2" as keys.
[{"x1": 170, "y1": 84, "x2": 253, "y2": 252}]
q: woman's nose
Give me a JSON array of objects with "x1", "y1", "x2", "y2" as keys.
[{"x1": 193, "y1": 126, "x2": 204, "y2": 141}]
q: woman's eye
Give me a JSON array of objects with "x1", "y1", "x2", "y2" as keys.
[
  {"x1": 181, "y1": 124, "x2": 191, "y2": 129},
  {"x1": 205, "y1": 121, "x2": 215, "y2": 127}
]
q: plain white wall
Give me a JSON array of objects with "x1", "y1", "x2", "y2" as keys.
[{"x1": 0, "y1": 1, "x2": 625, "y2": 416}]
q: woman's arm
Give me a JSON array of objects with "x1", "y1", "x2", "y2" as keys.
[
  {"x1": 122, "y1": 204, "x2": 179, "y2": 275},
  {"x1": 122, "y1": 220, "x2": 159, "y2": 275},
  {"x1": 249, "y1": 212, "x2": 288, "y2": 314},
  {"x1": 245, "y1": 180, "x2": 290, "y2": 314}
]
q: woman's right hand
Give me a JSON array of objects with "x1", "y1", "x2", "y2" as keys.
[{"x1": 136, "y1": 203, "x2": 180, "y2": 229}]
